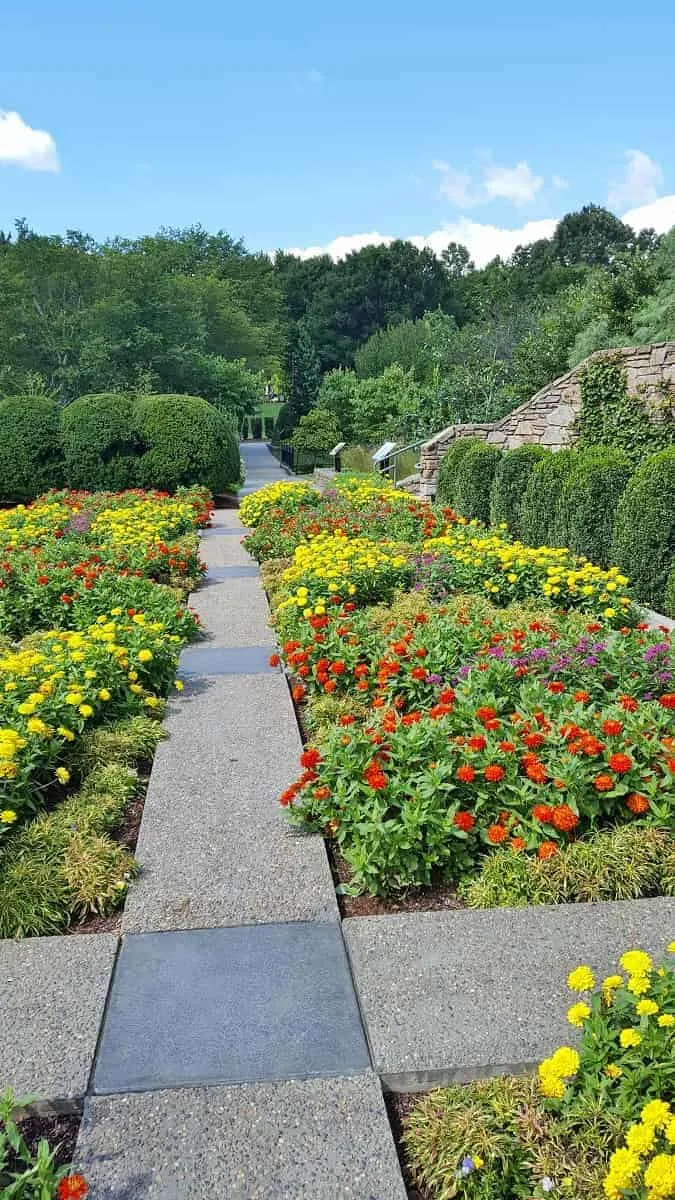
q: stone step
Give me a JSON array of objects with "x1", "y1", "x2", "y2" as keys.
[{"x1": 344, "y1": 897, "x2": 675, "y2": 1091}]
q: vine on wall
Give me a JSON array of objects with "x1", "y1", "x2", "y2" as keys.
[{"x1": 577, "y1": 356, "x2": 675, "y2": 464}]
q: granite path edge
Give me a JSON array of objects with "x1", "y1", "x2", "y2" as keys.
[
  {"x1": 344, "y1": 896, "x2": 675, "y2": 1091},
  {"x1": 75, "y1": 1074, "x2": 408, "y2": 1199}
]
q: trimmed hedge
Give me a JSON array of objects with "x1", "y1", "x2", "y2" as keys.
[
  {"x1": 559, "y1": 447, "x2": 632, "y2": 567},
  {"x1": 489, "y1": 444, "x2": 547, "y2": 538},
  {"x1": 136, "y1": 394, "x2": 241, "y2": 494},
  {"x1": 665, "y1": 562, "x2": 675, "y2": 620},
  {"x1": 0, "y1": 396, "x2": 63, "y2": 503},
  {"x1": 435, "y1": 437, "x2": 487, "y2": 507},
  {"x1": 451, "y1": 441, "x2": 501, "y2": 524},
  {"x1": 612, "y1": 446, "x2": 675, "y2": 612},
  {"x1": 519, "y1": 449, "x2": 573, "y2": 548},
  {"x1": 61, "y1": 393, "x2": 144, "y2": 491}
]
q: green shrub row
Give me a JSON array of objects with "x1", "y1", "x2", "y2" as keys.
[
  {"x1": 0, "y1": 392, "x2": 241, "y2": 502},
  {"x1": 437, "y1": 438, "x2": 675, "y2": 616}
]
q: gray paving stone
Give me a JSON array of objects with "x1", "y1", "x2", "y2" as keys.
[
  {"x1": 200, "y1": 530, "x2": 252, "y2": 568},
  {"x1": 122, "y1": 674, "x2": 337, "y2": 931},
  {"x1": 77, "y1": 1075, "x2": 407, "y2": 1199},
  {"x1": 201, "y1": 525, "x2": 251, "y2": 536},
  {"x1": 178, "y1": 643, "x2": 277, "y2": 676},
  {"x1": 345, "y1": 897, "x2": 675, "y2": 1090},
  {"x1": 94, "y1": 924, "x2": 370, "y2": 1093},
  {"x1": 188, "y1": 577, "x2": 272, "y2": 646},
  {"x1": 204, "y1": 565, "x2": 260, "y2": 579},
  {"x1": 0, "y1": 934, "x2": 118, "y2": 1102}
]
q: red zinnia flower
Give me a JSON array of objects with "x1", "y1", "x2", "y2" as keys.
[
  {"x1": 411, "y1": 667, "x2": 427, "y2": 680},
  {"x1": 300, "y1": 748, "x2": 321, "y2": 769},
  {"x1": 484, "y1": 763, "x2": 505, "y2": 783},
  {"x1": 313, "y1": 786, "x2": 331, "y2": 800},
  {"x1": 324, "y1": 680, "x2": 337, "y2": 693},
  {"x1": 510, "y1": 837, "x2": 526, "y2": 852},
  {"x1": 602, "y1": 719, "x2": 623, "y2": 736},
  {"x1": 339, "y1": 714, "x2": 355, "y2": 726},
  {"x1": 456, "y1": 764, "x2": 476, "y2": 784},
  {"x1": 594, "y1": 773, "x2": 615, "y2": 791},
  {"x1": 619, "y1": 695, "x2": 639, "y2": 712},
  {"x1": 573, "y1": 690, "x2": 590, "y2": 703},
  {"x1": 57, "y1": 1178, "x2": 88, "y2": 1200},
  {"x1": 363, "y1": 764, "x2": 388, "y2": 790},
  {"x1": 532, "y1": 804, "x2": 554, "y2": 823},
  {"x1": 292, "y1": 685, "x2": 306, "y2": 703},
  {"x1": 468, "y1": 734, "x2": 487, "y2": 751},
  {"x1": 354, "y1": 664, "x2": 369, "y2": 677},
  {"x1": 626, "y1": 792, "x2": 650, "y2": 814},
  {"x1": 268, "y1": 653, "x2": 281, "y2": 667},
  {"x1": 476, "y1": 706, "x2": 497, "y2": 722},
  {"x1": 658, "y1": 693, "x2": 675, "y2": 710},
  {"x1": 523, "y1": 732, "x2": 545, "y2": 749},
  {"x1": 607, "y1": 752, "x2": 633, "y2": 774},
  {"x1": 453, "y1": 810, "x2": 475, "y2": 831},
  {"x1": 551, "y1": 804, "x2": 579, "y2": 832},
  {"x1": 526, "y1": 762, "x2": 548, "y2": 784},
  {"x1": 547, "y1": 681, "x2": 565, "y2": 694},
  {"x1": 487, "y1": 823, "x2": 508, "y2": 844},
  {"x1": 538, "y1": 841, "x2": 558, "y2": 860}
]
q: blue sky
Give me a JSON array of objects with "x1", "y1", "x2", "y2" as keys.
[{"x1": 2, "y1": 0, "x2": 675, "y2": 263}]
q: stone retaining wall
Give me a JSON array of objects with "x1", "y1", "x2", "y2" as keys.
[{"x1": 418, "y1": 341, "x2": 675, "y2": 498}]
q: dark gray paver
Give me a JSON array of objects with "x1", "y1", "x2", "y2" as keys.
[
  {"x1": 77, "y1": 1075, "x2": 407, "y2": 1199},
  {"x1": 94, "y1": 924, "x2": 370, "y2": 1094},
  {"x1": 178, "y1": 643, "x2": 277, "y2": 676},
  {"x1": 345, "y1": 897, "x2": 675, "y2": 1090},
  {"x1": 205, "y1": 565, "x2": 260, "y2": 579},
  {"x1": 0, "y1": 933, "x2": 118, "y2": 1102},
  {"x1": 122, "y1": 662, "x2": 336, "y2": 933},
  {"x1": 201, "y1": 525, "x2": 251, "y2": 536}
]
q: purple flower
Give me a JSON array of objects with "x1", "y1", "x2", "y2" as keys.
[
  {"x1": 542, "y1": 1178, "x2": 555, "y2": 1193},
  {"x1": 426, "y1": 673, "x2": 443, "y2": 684},
  {"x1": 644, "y1": 642, "x2": 669, "y2": 662},
  {"x1": 460, "y1": 1157, "x2": 476, "y2": 1175}
]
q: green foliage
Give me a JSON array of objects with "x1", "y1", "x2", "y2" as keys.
[
  {"x1": 61, "y1": 393, "x2": 144, "y2": 490},
  {"x1": 520, "y1": 449, "x2": 573, "y2": 547},
  {"x1": 489, "y1": 444, "x2": 547, "y2": 537},
  {"x1": 350, "y1": 364, "x2": 432, "y2": 443},
  {"x1": 558, "y1": 446, "x2": 632, "y2": 567},
  {"x1": 353, "y1": 317, "x2": 432, "y2": 380},
  {"x1": 0, "y1": 396, "x2": 63, "y2": 503},
  {"x1": 460, "y1": 827, "x2": 672, "y2": 909},
  {"x1": 135, "y1": 393, "x2": 241, "y2": 493},
  {"x1": 339, "y1": 444, "x2": 377, "y2": 474},
  {"x1": 550, "y1": 204, "x2": 637, "y2": 268},
  {"x1": 284, "y1": 321, "x2": 321, "y2": 419},
  {"x1": 612, "y1": 446, "x2": 675, "y2": 610},
  {"x1": 0, "y1": 1087, "x2": 79, "y2": 1197},
  {"x1": 665, "y1": 561, "x2": 675, "y2": 620},
  {"x1": 76, "y1": 714, "x2": 165, "y2": 773},
  {"x1": 316, "y1": 368, "x2": 359, "y2": 441},
  {"x1": 273, "y1": 402, "x2": 297, "y2": 441},
  {"x1": 451, "y1": 441, "x2": 502, "y2": 523},
  {"x1": 291, "y1": 408, "x2": 341, "y2": 452},
  {"x1": 578, "y1": 357, "x2": 675, "y2": 465},
  {"x1": 436, "y1": 437, "x2": 487, "y2": 506}
]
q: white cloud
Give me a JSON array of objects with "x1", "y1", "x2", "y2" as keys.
[
  {"x1": 622, "y1": 194, "x2": 675, "y2": 235},
  {"x1": 484, "y1": 160, "x2": 543, "y2": 205},
  {"x1": 432, "y1": 159, "x2": 477, "y2": 207},
  {"x1": 0, "y1": 110, "x2": 59, "y2": 171},
  {"x1": 552, "y1": 174, "x2": 569, "y2": 191},
  {"x1": 608, "y1": 149, "x2": 662, "y2": 210},
  {"x1": 286, "y1": 231, "x2": 393, "y2": 260}
]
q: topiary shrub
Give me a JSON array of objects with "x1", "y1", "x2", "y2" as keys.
[
  {"x1": 665, "y1": 561, "x2": 675, "y2": 620},
  {"x1": 291, "y1": 408, "x2": 341, "y2": 452},
  {"x1": 612, "y1": 446, "x2": 675, "y2": 612},
  {"x1": 0, "y1": 396, "x2": 64, "y2": 502},
  {"x1": 135, "y1": 394, "x2": 241, "y2": 494},
  {"x1": 435, "y1": 437, "x2": 487, "y2": 507},
  {"x1": 273, "y1": 402, "x2": 297, "y2": 443},
  {"x1": 61, "y1": 393, "x2": 145, "y2": 490},
  {"x1": 489, "y1": 444, "x2": 547, "y2": 538},
  {"x1": 558, "y1": 446, "x2": 632, "y2": 567},
  {"x1": 451, "y1": 441, "x2": 501, "y2": 524},
  {"x1": 519, "y1": 449, "x2": 573, "y2": 548}
]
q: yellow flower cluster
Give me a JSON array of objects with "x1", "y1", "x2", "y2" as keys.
[
  {"x1": 537, "y1": 1045, "x2": 580, "y2": 1098},
  {"x1": 333, "y1": 475, "x2": 412, "y2": 509},
  {"x1": 239, "y1": 480, "x2": 317, "y2": 527},
  {"x1": 604, "y1": 1101, "x2": 674, "y2": 1200},
  {"x1": 424, "y1": 525, "x2": 632, "y2": 617},
  {"x1": 90, "y1": 496, "x2": 198, "y2": 551},
  {"x1": 278, "y1": 530, "x2": 408, "y2": 612},
  {"x1": 0, "y1": 500, "x2": 72, "y2": 550}
]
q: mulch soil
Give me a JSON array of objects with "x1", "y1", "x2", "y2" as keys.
[
  {"x1": 385, "y1": 1093, "x2": 427, "y2": 1200},
  {"x1": 328, "y1": 842, "x2": 464, "y2": 918},
  {"x1": 4, "y1": 1109, "x2": 81, "y2": 1180}
]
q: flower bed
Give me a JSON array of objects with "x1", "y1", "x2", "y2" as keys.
[
  {"x1": 0, "y1": 487, "x2": 209, "y2": 936},
  {"x1": 400, "y1": 943, "x2": 675, "y2": 1200},
  {"x1": 245, "y1": 478, "x2": 674, "y2": 904}
]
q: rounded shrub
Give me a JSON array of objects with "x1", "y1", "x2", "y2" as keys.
[
  {"x1": 61, "y1": 393, "x2": 144, "y2": 491},
  {"x1": 274, "y1": 402, "x2": 297, "y2": 443},
  {"x1": 0, "y1": 396, "x2": 63, "y2": 502},
  {"x1": 435, "y1": 437, "x2": 487, "y2": 507},
  {"x1": 489, "y1": 444, "x2": 547, "y2": 538},
  {"x1": 559, "y1": 446, "x2": 632, "y2": 567},
  {"x1": 135, "y1": 394, "x2": 241, "y2": 494},
  {"x1": 612, "y1": 446, "x2": 675, "y2": 612},
  {"x1": 451, "y1": 441, "x2": 501, "y2": 524},
  {"x1": 520, "y1": 449, "x2": 573, "y2": 548}
]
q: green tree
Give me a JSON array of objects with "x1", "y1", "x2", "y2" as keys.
[
  {"x1": 285, "y1": 322, "x2": 321, "y2": 419},
  {"x1": 317, "y1": 368, "x2": 360, "y2": 440},
  {"x1": 291, "y1": 409, "x2": 341, "y2": 452}
]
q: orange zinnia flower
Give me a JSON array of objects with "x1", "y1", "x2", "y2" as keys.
[
  {"x1": 456, "y1": 764, "x2": 476, "y2": 784},
  {"x1": 594, "y1": 773, "x2": 615, "y2": 791},
  {"x1": 487, "y1": 823, "x2": 508, "y2": 844},
  {"x1": 551, "y1": 804, "x2": 579, "y2": 832},
  {"x1": 602, "y1": 719, "x2": 623, "y2": 736},
  {"x1": 484, "y1": 763, "x2": 505, "y2": 783},
  {"x1": 626, "y1": 792, "x2": 650, "y2": 814},
  {"x1": 607, "y1": 752, "x2": 632, "y2": 774},
  {"x1": 453, "y1": 811, "x2": 475, "y2": 832},
  {"x1": 538, "y1": 841, "x2": 558, "y2": 859}
]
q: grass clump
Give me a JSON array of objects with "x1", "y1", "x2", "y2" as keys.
[
  {"x1": 76, "y1": 714, "x2": 165, "y2": 773},
  {"x1": 459, "y1": 826, "x2": 672, "y2": 909}
]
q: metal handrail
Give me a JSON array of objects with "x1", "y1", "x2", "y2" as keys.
[{"x1": 378, "y1": 439, "x2": 426, "y2": 485}]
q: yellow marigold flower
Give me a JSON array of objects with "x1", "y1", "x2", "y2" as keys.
[
  {"x1": 175, "y1": 680, "x2": 184, "y2": 691},
  {"x1": 57, "y1": 726, "x2": 75, "y2": 741},
  {"x1": 603, "y1": 1147, "x2": 641, "y2": 1195},
  {"x1": 625, "y1": 1122, "x2": 656, "y2": 1155},
  {"x1": 65, "y1": 692, "x2": 83, "y2": 706},
  {"x1": 604, "y1": 1063, "x2": 622, "y2": 1079},
  {"x1": 626, "y1": 973, "x2": 651, "y2": 996},
  {"x1": 568, "y1": 965, "x2": 595, "y2": 992},
  {"x1": 620, "y1": 950, "x2": 653, "y2": 975},
  {"x1": 138, "y1": 649, "x2": 153, "y2": 662},
  {"x1": 548, "y1": 1046, "x2": 580, "y2": 1077},
  {"x1": 641, "y1": 1101, "x2": 671, "y2": 1129},
  {"x1": 666, "y1": 1118, "x2": 675, "y2": 1145},
  {"x1": 567, "y1": 1002, "x2": 591, "y2": 1027},
  {"x1": 78, "y1": 704, "x2": 94, "y2": 718},
  {"x1": 98, "y1": 688, "x2": 111, "y2": 701},
  {"x1": 55, "y1": 767, "x2": 70, "y2": 784},
  {"x1": 0, "y1": 809, "x2": 17, "y2": 823},
  {"x1": 643, "y1": 1153, "x2": 675, "y2": 1198},
  {"x1": 603, "y1": 974, "x2": 623, "y2": 991},
  {"x1": 668, "y1": 942, "x2": 675, "y2": 953},
  {"x1": 657, "y1": 1014, "x2": 674, "y2": 1028},
  {"x1": 130, "y1": 684, "x2": 143, "y2": 695},
  {"x1": 538, "y1": 1069, "x2": 565, "y2": 1099},
  {"x1": 636, "y1": 999, "x2": 659, "y2": 1017},
  {"x1": 619, "y1": 1028, "x2": 642, "y2": 1048}
]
